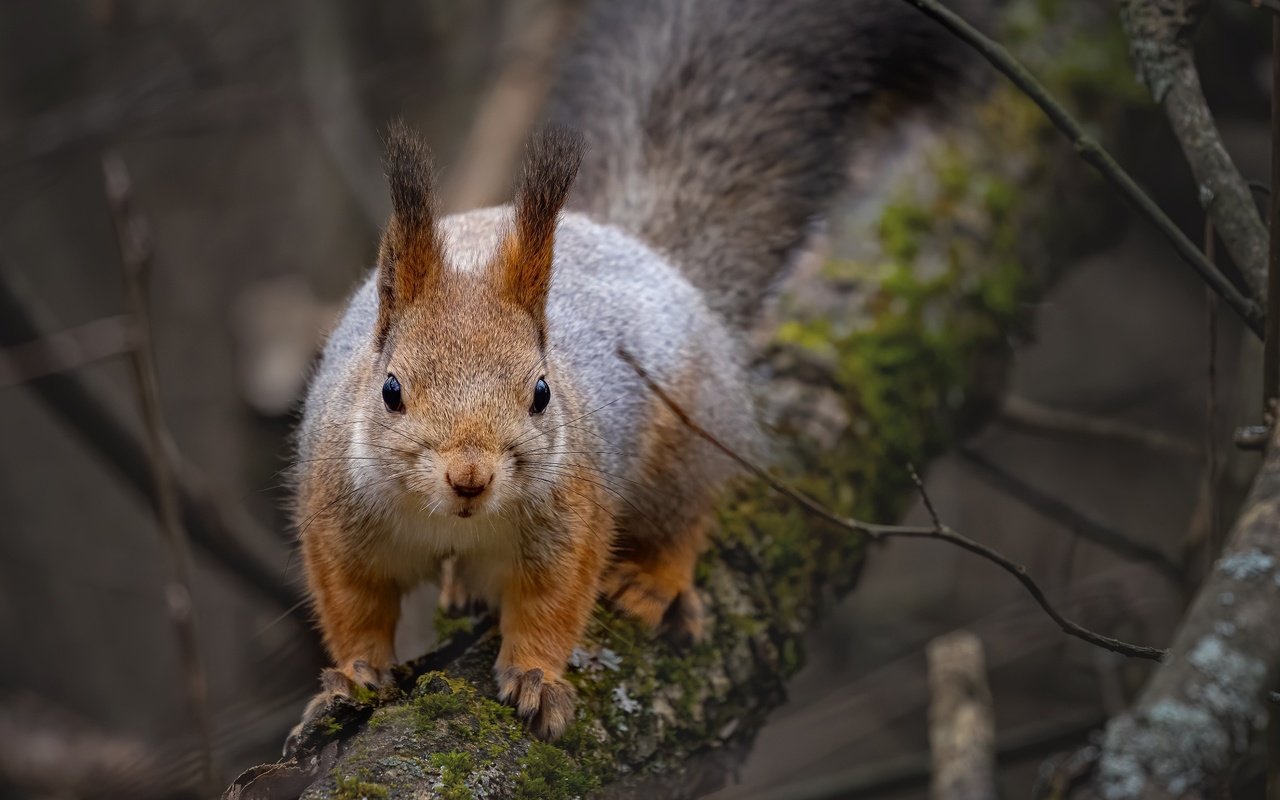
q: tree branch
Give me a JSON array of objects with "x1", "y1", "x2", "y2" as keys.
[
  {"x1": 104, "y1": 150, "x2": 216, "y2": 794},
  {"x1": 1046, "y1": 421, "x2": 1280, "y2": 799},
  {"x1": 927, "y1": 631, "x2": 997, "y2": 800},
  {"x1": 958, "y1": 447, "x2": 1183, "y2": 583},
  {"x1": 1118, "y1": 0, "x2": 1270, "y2": 304},
  {"x1": 896, "y1": 0, "x2": 1265, "y2": 337},
  {"x1": 999, "y1": 395, "x2": 1200, "y2": 459},
  {"x1": 0, "y1": 314, "x2": 133, "y2": 387}
]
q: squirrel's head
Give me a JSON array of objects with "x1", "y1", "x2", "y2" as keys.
[{"x1": 356, "y1": 121, "x2": 584, "y2": 521}]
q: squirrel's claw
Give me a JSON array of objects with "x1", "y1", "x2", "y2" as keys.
[
  {"x1": 496, "y1": 666, "x2": 576, "y2": 741},
  {"x1": 283, "y1": 661, "x2": 392, "y2": 757}
]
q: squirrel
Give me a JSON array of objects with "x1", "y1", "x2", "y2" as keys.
[{"x1": 290, "y1": 0, "x2": 979, "y2": 742}]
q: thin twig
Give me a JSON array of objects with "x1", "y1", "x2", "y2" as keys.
[
  {"x1": 0, "y1": 314, "x2": 133, "y2": 387},
  {"x1": 896, "y1": 0, "x2": 1264, "y2": 337},
  {"x1": 999, "y1": 395, "x2": 1200, "y2": 459},
  {"x1": 1269, "y1": 12, "x2": 1280, "y2": 407},
  {"x1": 956, "y1": 448, "x2": 1183, "y2": 582},
  {"x1": 1206, "y1": 219, "x2": 1222, "y2": 557},
  {"x1": 103, "y1": 150, "x2": 215, "y2": 792},
  {"x1": 619, "y1": 348, "x2": 1167, "y2": 661},
  {"x1": 1182, "y1": 219, "x2": 1224, "y2": 582}
]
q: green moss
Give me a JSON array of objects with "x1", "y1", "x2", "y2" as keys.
[
  {"x1": 334, "y1": 773, "x2": 390, "y2": 800},
  {"x1": 876, "y1": 201, "x2": 933, "y2": 264},
  {"x1": 410, "y1": 673, "x2": 470, "y2": 721},
  {"x1": 515, "y1": 741, "x2": 600, "y2": 800},
  {"x1": 776, "y1": 318, "x2": 838, "y2": 358},
  {"x1": 428, "y1": 751, "x2": 475, "y2": 800},
  {"x1": 982, "y1": 176, "x2": 1018, "y2": 219},
  {"x1": 433, "y1": 607, "x2": 476, "y2": 640},
  {"x1": 348, "y1": 683, "x2": 379, "y2": 706},
  {"x1": 403, "y1": 671, "x2": 525, "y2": 759}
]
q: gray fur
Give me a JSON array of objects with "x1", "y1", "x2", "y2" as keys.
[{"x1": 550, "y1": 0, "x2": 984, "y2": 331}]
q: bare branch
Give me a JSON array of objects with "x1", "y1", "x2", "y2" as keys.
[
  {"x1": 927, "y1": 631, "x2": 997, "y2": 800},
  {"x1": 999, "y1": 395, "x2": 1200, "y2": 459},
  {"x1": 0, "y1": 314, "x2": 133, "y2": 387},
  {"x1": 103, "y1": 150, "x2": 215, "y2": 793},
  {"x1": 958, "y1": 447, "x2": 1183, "y2": 582},
  {"x1": 895, "y1": 0, "x2": 1264, "y2": 337},
  {"x1": 1184, "y1": 220, "x2": 1223, "y2": 577},
  {"x1": 1119, "y1": 0, "x2": 1269, "y2": 303},
  {"x1": 620, "y1": 348, "x2": 1168, "y2": 661},
  {"x1": 1268, "y1": 13, "x2": 1280, "y2": 408}
]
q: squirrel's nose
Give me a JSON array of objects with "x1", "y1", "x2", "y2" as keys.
[{"x1": 448, "y1": 470, "x2": 492, "y2": 499}]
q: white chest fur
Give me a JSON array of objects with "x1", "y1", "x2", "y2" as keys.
[{"x1": 349, "y1": 483, "x2": 518, "y2": 608}]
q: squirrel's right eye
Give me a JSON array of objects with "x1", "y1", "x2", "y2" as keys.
[{"x1": 382, "y1": 374, "x2": 403, "y2": 412}]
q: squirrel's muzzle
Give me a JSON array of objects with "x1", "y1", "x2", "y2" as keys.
[{"x1": 444, "y1": 451, "x2": 494, "y2": 499}]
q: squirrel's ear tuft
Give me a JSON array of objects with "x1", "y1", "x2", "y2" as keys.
[
  {"x1": 499, "y1": 127, "x2": 585, "y2": 334},
  {"x1": 376, "y1": 120, "x2": 446, "y2": 349},
  {"x1": 385, "y1": 119, "x2": 434, "y2": 228}
]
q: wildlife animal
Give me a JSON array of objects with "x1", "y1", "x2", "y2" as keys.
[{"x1": 291, "y1": 0, "x2": 978, "y2": 741}]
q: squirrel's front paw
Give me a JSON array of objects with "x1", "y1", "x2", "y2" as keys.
[
  {"x1": 496, "y1": 666, "x2": 576, "y2": 740},
  {"x1": 284, "y1": 661, "x2": 390, "y2": 757}
]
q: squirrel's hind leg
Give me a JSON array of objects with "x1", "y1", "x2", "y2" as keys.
[
  {"x1": 603, "y1": 508, "x2": 711, "y2": 644},
  {"x1": 437, "y1": 555, "x2": 489, "y2": 616}
]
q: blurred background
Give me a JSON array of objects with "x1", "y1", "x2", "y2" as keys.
[{"x1": 0, "y1": 0, "x2": 1273, "y2": 797}]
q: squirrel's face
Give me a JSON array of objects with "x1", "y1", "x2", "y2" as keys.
[
  {"x1": 353, "y1": 122, "x2": 583, "y2": 524},
  {"x1": 364, "y1": 282, "x2": 570, "y2": 520}
]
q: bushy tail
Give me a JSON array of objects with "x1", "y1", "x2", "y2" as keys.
[{"x1": 549, "y1": 0, "x2": 987, "y2": 331}]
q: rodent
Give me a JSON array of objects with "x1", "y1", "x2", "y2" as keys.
[{"x1": 290, "y1": 0, "x2": 980, "y2": 743}]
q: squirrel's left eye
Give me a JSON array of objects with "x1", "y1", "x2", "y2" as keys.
[
  {"x1": 383, "y1": 374, "x2": 403, "y2": 412},
  {"x1": 531, "y1": 377, "x2": 551, "y2": 414}
]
